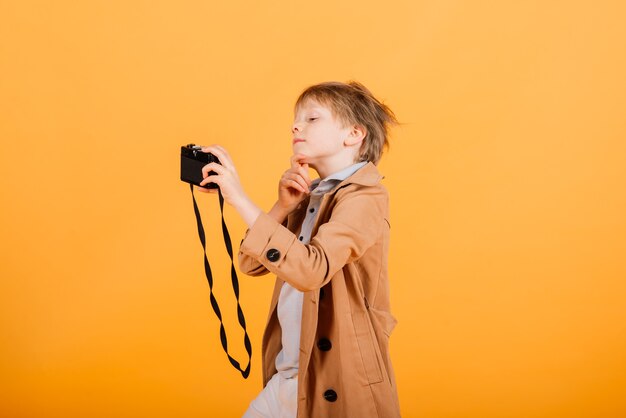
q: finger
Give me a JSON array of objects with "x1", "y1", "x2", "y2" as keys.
[
  {"x1": 287, "y1": 172, "x2": 310, "y2": 193},
  {"x1": 202, "y1": 145, "x2": 233, "y2": 169},
  {"x1": 194, "y1": 185, "x2": 210, "y2": 193},
  {"x1": 200, "y1": 145, "x2": 222, "y2": 161},
  {"x1": 194, "y1": 184, "x2": 219, "y2": 193},
  {"x1": 289, "y1": 164, "x2": 311, "y2": 185},
  {"x1": 290, "y1": 153, "x2": 307, "y2": 169},
  {"x1": 212, "y1": 144, "x2": 228, "y2": 156},
  {"x1": 201, "y1": 162, "x2": 225, "y2": 178},
  {"x1": 200, "y1": 144, "x2": 217, "y2": 153},
  {"x1": 285, "y1": 179, "x2": 306, "y2": 193},
  {"x1": 296, "y1": 165, "x2": 312, "y2": 185},
  {"x1": 196, "y1": 187, "x2": 218, "y2": 193},
  {"x1": 283, "y1": 173, "x2": 309, "y2": 194},
  {"x1": 199, "y1": 175, "x2": 220, "y2": 187},
  {"x1": 210, "y1": 145, "x2": 233, "y2": 167},
  {"x1": 291, "y1": 153, "x2": 307, "y2": 168}
]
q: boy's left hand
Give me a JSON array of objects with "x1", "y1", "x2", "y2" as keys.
[{"x1": 197, "y1": 145, "x2": 248, "y2": 208}]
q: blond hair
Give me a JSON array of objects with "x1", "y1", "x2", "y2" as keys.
[{"x1": 294, "y1": 80, "x2": 398, "y2": 165}]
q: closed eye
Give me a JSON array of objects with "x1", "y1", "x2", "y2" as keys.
[{"x1": 308, "y1": 117, "x2": 318, "y2": 122}]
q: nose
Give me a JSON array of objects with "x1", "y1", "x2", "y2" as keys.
[{"x1": 292, "y1": 121, "x2": 302, "y2": 133}]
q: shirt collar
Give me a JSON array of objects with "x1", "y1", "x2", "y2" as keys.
[{"x1": 309, "y1": 161, "x2": 369, "y2": 194}]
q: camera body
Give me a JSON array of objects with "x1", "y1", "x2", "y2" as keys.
[{"x1": 180, "y1": 143, "x2": 220, "y2": 189}]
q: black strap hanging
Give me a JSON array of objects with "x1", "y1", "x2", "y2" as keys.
[{"x1": 190, "y1": 183, "x2": 252, "y2": 378}]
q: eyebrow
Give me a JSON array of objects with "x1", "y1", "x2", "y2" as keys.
[{"x1": 298, "y1": 105, "x2": 325, "y2": 113}]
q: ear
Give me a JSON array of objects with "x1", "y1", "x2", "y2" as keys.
[{"x1": 344, "y1": 124, "x2": 366, "y2": 147}]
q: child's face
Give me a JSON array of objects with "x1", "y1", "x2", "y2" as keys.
[{"x1": 291, "y1": 99, "x2": 353, "y2": 167}]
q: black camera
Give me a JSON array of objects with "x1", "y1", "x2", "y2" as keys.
[{"x1": 180, "y1": 143, "x2": 220, "y2": 189}]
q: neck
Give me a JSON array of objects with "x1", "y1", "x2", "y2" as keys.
[{"x1": 310, "y1": 153, "x2": 359, "y2": 179}]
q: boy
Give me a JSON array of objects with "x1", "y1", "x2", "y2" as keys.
[{"x1": 197, "y1": 81, "x2": 400, "y2": 417}]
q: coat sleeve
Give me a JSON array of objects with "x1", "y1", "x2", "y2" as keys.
[
  {"x1": 238, "y1": 229, "x2": 271, "y2": 276},
  {"x1": 238, "y1": 185, "x2": 386, "y2": 292},
  {"x1": 237, "y1": 216, "x2": 293, "y2": 276}
]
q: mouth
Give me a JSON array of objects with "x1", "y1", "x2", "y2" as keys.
[{"x1": 292, "y1": 138, "x2": 305, "y2": 144}]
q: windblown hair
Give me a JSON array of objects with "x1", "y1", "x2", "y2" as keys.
[{"x1": 294, "y1": 81, "x2": 398, "y2": 164}]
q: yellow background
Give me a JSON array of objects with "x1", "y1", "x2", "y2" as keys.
[{"x1": 1, "y1": 1, "x2": 625, "y2": 417}]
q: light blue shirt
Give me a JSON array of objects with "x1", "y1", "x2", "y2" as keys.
[{"x1": 275, "y1": 161, "x2": 368, "y2": 379}]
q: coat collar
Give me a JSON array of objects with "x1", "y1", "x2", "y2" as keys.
[
  {"x1": 287, "y1": 162, "x2": 383, "y2": 236},
  {"x1": 334, "y1": 161, "x2": 383, "y2": 188}
]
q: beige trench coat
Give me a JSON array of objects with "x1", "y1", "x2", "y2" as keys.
[{"x1": 238, "y1": 162, "x2": 401, "y2": 418}]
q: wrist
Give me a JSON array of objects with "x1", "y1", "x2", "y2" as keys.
[
  {"x1": 268, "y1": 201, "x2": 290, "y2": 224},
  {"x1": 232, "y1": 195, "x2": 262, "y2": 228}
]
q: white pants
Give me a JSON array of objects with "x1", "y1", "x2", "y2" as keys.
[{"x1": 243, "y1": 373, "x2": 298, "y2": 418}]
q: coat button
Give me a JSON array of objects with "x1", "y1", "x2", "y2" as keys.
[
  {"x1": 266, "y1": 248, "x2": 281, "y2": 262},
  {"x1": 317, "y1": 338, "x2": 332, "y2": 351},
  {"x1": 309, "y1": 207, "x2": 315, "y2": 213},
  {"x1": 323, "y1": 389, "x2": 337, "y2": 402}
]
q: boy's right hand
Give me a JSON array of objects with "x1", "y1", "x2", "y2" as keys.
[{"x1": 277, "y1": 154, "x2": 312, "y2": 214}]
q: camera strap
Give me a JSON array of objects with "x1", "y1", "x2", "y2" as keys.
[{"x1": 190, "y1": 183, "x2": 252, "y2": 379}]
